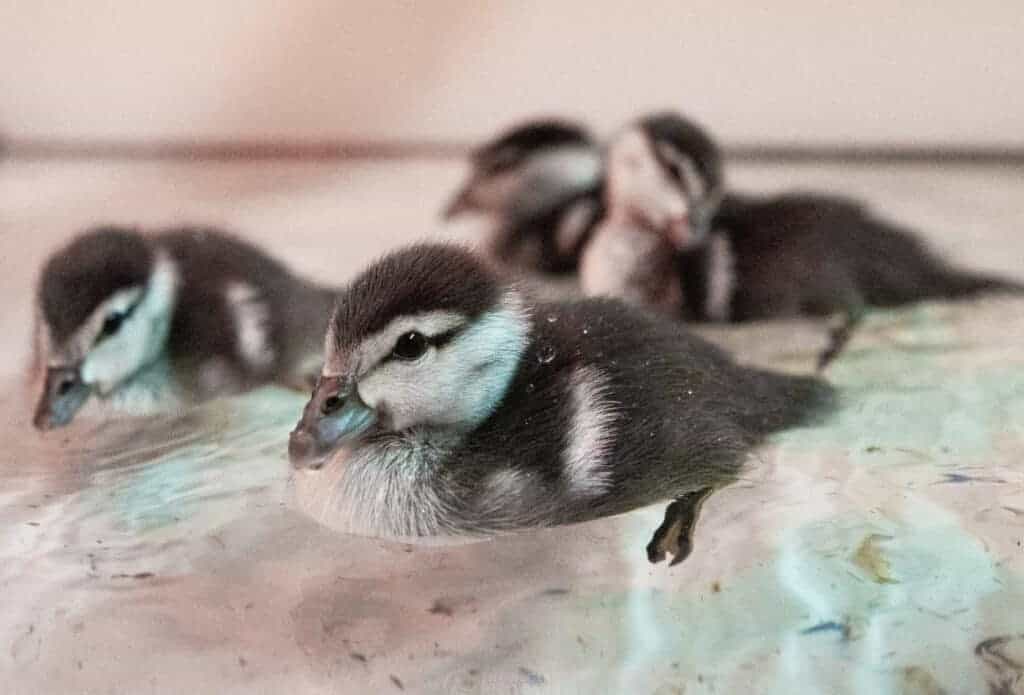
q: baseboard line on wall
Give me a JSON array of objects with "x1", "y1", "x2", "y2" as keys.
[{"x1": 3, "y1": 138, "x2": 1023, "y2": 166}]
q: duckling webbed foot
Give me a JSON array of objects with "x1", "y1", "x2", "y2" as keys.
[
  {"x1": 646, "y1": 487, "x2": 713, "y2": 566},
  {"x1": 816, "y1": 299, "x2": 865, "y2": 371}
]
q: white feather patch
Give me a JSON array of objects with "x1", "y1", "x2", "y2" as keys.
[
  {"x1": 512, "y1": 146, "x2": 603, "y2": 219},
  {"x1": 563, "y1": 366, "x2": 617, "y2": 497},
  {"x1": 704, "y1": 232, "x2": 736, "y2": 323},
  {"x1": 554, "y1": 198, "x2": 601, "y2": 257},
  {"x1": 79, "y1": 253, "x2": 179, "y2": 393},
  {"x1": 225, "y1": 282, "x2": 275, "y2": 372}
]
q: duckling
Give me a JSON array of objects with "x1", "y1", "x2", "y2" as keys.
[
  {"x1": 288, "y1": 243, "x2": 834, "y2": 565},
  {"x1": 685, "y1": 192, "x2": 1024, "y2": 366},
  {"x1": 442, "y1": 119, "x2": 604, "y2": 273},
  {"x1": 32, "y1": 226, "x2": 336, "y2": 430},
  {"x1": 580, "y1": 111, "x2": 1024, "y2": 366},
  {"x1": 580, "y1": 112, "x2": 724, "y2": 314}
]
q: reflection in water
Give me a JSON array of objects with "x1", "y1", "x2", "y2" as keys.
[{"x1": 1, "y1": 299, "x2": 1023, "y2": 693}]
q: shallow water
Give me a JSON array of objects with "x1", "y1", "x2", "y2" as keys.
[
  {"x1": 2, "y1": 295, "x2": 1023, "y2": 695},
  {"x1": 4, "y1": 159, "x2": 1024, "y2": 693}
]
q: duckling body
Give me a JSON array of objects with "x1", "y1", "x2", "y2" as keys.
[
  {"x1": 578, "y1": 112, "x2": 1024, "y2": 366},
  {"x1": 687, "y1": 192, "x2": 1024, "y2": 322},
  {"x1": 33, "y1": 226, "x2": 335, "y2": 429},
  {"x1": 289, "y1": 244, "x2": 834, "y2": 562}
]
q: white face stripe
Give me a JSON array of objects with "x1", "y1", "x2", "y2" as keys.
[
  {"x1": 292, "y1": 429, "x2": 456, "y2": 537},
  {"x1": 355, "y1": 290, "x2": 530, "y2": 433},
  {"x1": 563, "y1": 366, "x2": 617, "y2": 497},
  {"x1": 225, "y1": 281, "x2": 276, "y2": 372},
  {"x1": 324, "y1": 310, "x2": 467, "y2": 378},
  {"x1": 79, "y1": 252, "x2": 179, "y2": 393}
]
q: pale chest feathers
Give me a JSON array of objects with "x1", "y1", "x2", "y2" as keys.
[
  {"x1": 294, "y1": 366, "x2": 621, "y2": 537},
  {"x1": 292, "y1": 432, "x2": 457, "y2": 538},
  {"x1": 580, "y1": 222, "x2": 681, "y2": 310}
]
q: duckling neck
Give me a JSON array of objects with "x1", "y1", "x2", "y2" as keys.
[{"x1": 292, "y1": 428, "x2": 463, "y2": 537}]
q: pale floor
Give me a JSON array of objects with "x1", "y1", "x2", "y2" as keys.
[{"x1": 1, "y1": 159, "x2": 1023, "y2": 694}]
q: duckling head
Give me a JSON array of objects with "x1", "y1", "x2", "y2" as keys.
[
  {"x1": 32, "y1": 226, "x2": 178, "y2": 429},
  {"x1": 443, "y1": 118, "x2": 596, "y2": 219},
  {"x1": 288, "y1": 244, "x2": 531, "y2": 470},
  {"x1": 604, "y1": 111, "x2": 724, "y2": 249}
]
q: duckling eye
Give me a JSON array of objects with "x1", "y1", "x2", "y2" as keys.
[
  {"x1": 99, "y1": 311, "x2": 127, "y2": 340},
  {"x1": 392, "y1": 331, "x2": 428, "y2": 360},
  {"x1": 321, "y1": 394, "x2": 343, "y2": 415}
]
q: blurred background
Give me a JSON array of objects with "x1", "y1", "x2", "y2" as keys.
[
  {"x1": 2, "y1": 1, "x2": 1023, "y2": 375},
  {"x1": 2, "y1": 0, "x2": 1023, "y2": 151}
]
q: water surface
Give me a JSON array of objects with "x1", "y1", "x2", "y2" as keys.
[{"x1": 2, "y1": 298, "x2": 1022, "y2": 694}]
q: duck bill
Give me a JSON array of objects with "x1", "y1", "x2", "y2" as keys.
[
  {"x1": 33, "y1": 365, "x2": 91, "y2": 430},
  {"x1": 288, "y1": 376, "x2": 377, "y2": 471},
  {"x1": 441, "y1": 183, "x2": 475, "y2": 220}
]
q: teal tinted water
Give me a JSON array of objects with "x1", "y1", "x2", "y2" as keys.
[{"x1": 1, "y1": 298, "x2": 1022, "y2": 695}]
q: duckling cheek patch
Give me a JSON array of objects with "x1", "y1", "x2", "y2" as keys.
[
  {"x1": 81, "y1": 326, "x2": 145, "y2": 392},
  {"x1": 537, "y1": 146, "x2": 603, "y2": 190},
  {"x1": 353, "y1": 294, "x2": 529, "y2": 433},
  {"x1": 513, "y1": 147, "x2": 603, "y2": 219},
  {"x1": 81, "y1": 256, "x2": 178, "y2": 393}
]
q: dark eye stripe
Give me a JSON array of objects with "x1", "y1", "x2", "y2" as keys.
[
  {"x1": 379, "y1": 325, "x2": 465, "y2": 366},
  {"x1": 426, "y1": 327, "x2": 462, "y2": 349},
  {"x1": 93, "y1": 298, "x2": 142, "y2": 346}
]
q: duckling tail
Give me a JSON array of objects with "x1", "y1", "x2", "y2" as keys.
[{"x1": 734, "y1": 368, "x2": 837, "y2": 437}]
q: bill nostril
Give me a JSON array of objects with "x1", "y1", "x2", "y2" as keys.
[{"x1": 57, "y1": 377, "x2": 76, "y2": 397}]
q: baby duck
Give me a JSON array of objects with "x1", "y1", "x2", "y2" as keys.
[
  {"x1": 32, "y1": 226, "x2": 336, "y2": 429},
  {"x1": 580, "y1": 111, "x2": 724, "y2": 313},
  {"x1": 288, "y1": 243, "x2": 834, "y2": 564},
  {"x1": 580, "y1": 111, "x2": 1024, "y2": 366},
  {"x1": 443, "y1": 118, "x2": 604, "y2": 273}
]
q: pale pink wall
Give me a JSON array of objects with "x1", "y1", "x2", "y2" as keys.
[{"x1": 2, "y1": 1, "x2": 1022, "y2": 146}]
